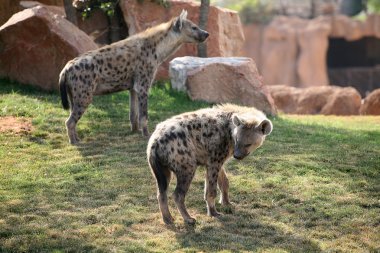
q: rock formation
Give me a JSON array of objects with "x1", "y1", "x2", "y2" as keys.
[
  {"x1": 170, "y1": 57, "x2": 277, "y2": 116},
  {"x1": 268, "y1": 85, "x2": 362, "y2": 115},
  {"x1": 0, "y1": 5, "x2": 98, "y2": 91}
]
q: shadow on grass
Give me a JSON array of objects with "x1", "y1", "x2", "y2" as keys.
[{"x1": 173, "y1": 211, "x2": 322, "y2": 252}]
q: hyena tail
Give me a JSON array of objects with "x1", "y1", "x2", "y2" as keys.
[
  {"x1": 59, "y1": 71, "x2": 70, "y2": 110},
  {"x1": 149, "y1": 147, "x2": 169, "y2": 194}
]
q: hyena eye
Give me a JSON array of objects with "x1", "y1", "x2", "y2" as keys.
[{"x1": 192, "y1": 26, "x2": 197, "y2": 31}]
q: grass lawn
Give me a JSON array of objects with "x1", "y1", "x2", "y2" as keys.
[{"x1": 0, "y1": 79, "x2": 379, "y2": 252}]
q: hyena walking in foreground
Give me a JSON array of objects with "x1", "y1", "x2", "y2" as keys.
[
  {"x1": 147, "y1": 104, "x2": 273, "y2": 224},
  {"x1": 59, "y1": 10, "x2": 208, "y2": 144}
]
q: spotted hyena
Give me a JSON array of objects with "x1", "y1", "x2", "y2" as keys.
[
  {"x1": 59, "y1": 10, "x2": 209, "y2": 144},
  {"x1": 147, "y1": 104, "x2": 273, "y2": 224}
]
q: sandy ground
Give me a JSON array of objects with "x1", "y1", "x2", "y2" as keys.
[{"x1": 0, "y1": 116, "x2": 33, "y2": 134}]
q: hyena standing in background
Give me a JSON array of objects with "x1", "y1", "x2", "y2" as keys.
[
  {"x1": 59, "y1": 10, "x2": 209, "y2": 144},
  {"x1": 147, "y1": 104, "x2": 273, "y2": 224}
]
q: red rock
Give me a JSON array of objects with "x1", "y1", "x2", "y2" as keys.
[
  {"x1": 267, "y1": 85, "x2": 302, "y2": 114},
  {"x1": 268, "y1": 85, "x2": 361, "y2": 115},
  {"x1": 241, "y1": 23, "x2": 265, "y2": 70},
  {"x1": 0, "y1": 5, "x2": 98, "y2": 91},
  {"x1": 360, "y1": 88, "x2": 380, "y2": 115},
  {"x1": 119, "y1": 0, "x2": 245, "y2": 79},
  {"x1": 261, "y1": 16, "x2": 305, "y2": 86},
  {"x1": 170, "y1": 57, "x2": 277, "y2": 116},
  {"x1": 320, "y1": 87, "x2": 361, "y2": 115},
  {"x1": 297, "y1": 16, "x2": 331, "y2": 87}
]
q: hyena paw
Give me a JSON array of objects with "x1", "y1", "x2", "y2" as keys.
[
  {"x1": 163, "y1": 216, "x2": 174, "y2": 225},
  {"x1": 220, "y1": 203, "x2": 235, "y2": 214},
  {"x1": 142, "y1": 128, "x2": 150, "y2": 137},
  {"x1": 207, "y1": 208, "x2": 221, "y2": 217},
  {"x1": 184, "y1": 217, "x2": 196, "y2": 225}
]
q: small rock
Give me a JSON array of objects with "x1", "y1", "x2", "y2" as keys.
[{"x1": 360, "y1": 88, "x2": 380, "y2": 115}]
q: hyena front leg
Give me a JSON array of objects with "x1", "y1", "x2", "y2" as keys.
[
  {"x1": 217, "y1": 166, "x2": 231, "y2": 206},
  {"x1": 135, "y1": 70, "x2": 155, "y2": 137},
  {"x1": 129, "y1": 89, "x2": 139, "y2": 132},
  {"x1": 205, "y1": 165, "x2": 222, "y2": 217},
  {"x1": 137, "y1": 89, "x2": 149, "y2": 137}
]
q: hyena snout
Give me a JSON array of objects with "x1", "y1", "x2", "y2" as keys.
[
  {"x1": 233, "y1": 148, "x2": 249, "y2": 160},
  {"x1": 198, "y1": 30, "x2": 209, "y2": 42}
]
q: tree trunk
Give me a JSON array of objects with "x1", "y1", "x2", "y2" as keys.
[
  {"x1": 63, "y1": 0, "x2": 78, "y2": 25},
  {"x1": 310, "y1": 0, "x2": 316, "y2": 18},
  {"x1": 197, "y1": 0, "x2": 210, "y2": 58}
]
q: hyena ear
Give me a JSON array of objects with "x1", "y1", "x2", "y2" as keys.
[
  {"x1": 173, "y1": 9, "x2": 188, "y2": 32},
  {"x1": 180, "y1": 9, "x2": 188, "y2": 20},
  {"x1": 258, "y1": 119, "x2": 273, "y2": 135},
  {"x1": 232, "y1": 115, "x2": 244, "y2": 127}
]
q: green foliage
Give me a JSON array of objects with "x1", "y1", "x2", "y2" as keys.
[
  {"x1": 0, "y1": 79, "x2": 379, "y2": 252},
  {"x1": 80, "y1": 0, "x2": 169, "y2": 19},
  {"x1": 367, "y1": 0, "x2": 380, "y2": 13},
  {"x1": 239, "y1": 0, "x2": 274, "y2": 24},
  {"x1": 219, "y1": 0, "x2": 276, "y2": 24},
  {"x1": 80, "y1": 0, "x2": 119, "y2": 19}
]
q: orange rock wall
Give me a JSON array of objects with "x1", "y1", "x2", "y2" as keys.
[{"x1": 242, "y1": 14, "x2": 380, "y2": 88}]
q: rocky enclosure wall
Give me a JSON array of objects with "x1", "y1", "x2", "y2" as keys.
[{"x1": 242, "y1": 14, "x2": 380, "y2": 92}]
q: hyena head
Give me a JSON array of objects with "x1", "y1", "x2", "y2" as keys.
[
  {"x1": 231, "y1": 114, "x2": 273, "y2": 160},
  {"x1": 172, "y1": 10, "x2": 209, "y2": 43}
]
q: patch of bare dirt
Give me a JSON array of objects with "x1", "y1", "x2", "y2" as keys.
[{"x1": 0, "y1": 116, "x2": 33, "y2": 134}]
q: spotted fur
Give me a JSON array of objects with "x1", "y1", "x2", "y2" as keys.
[
  {"x1": 59, "y1": 10, "x2": 209, "y2": 144},
  {"x1": 147, "y1": 103, "x2": 273, "y2": 224}
]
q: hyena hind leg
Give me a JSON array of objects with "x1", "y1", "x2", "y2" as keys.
[
  {"x1": 173, "y1": 168, "x2": 196, "y2": 225},
  {"x1": 66, "y1": 104, "x2": 89, "y2": 144},
  {"x1": 157, "y1": 169, "x2": 174, "y2": 225},
  {"x1": 151, "y1": 156, "x2": 174, "y2": 224}
]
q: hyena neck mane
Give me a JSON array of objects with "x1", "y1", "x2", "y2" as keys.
[
  {"x1": 139, "y1": 18, "x2": 184, "y2": 63},
  {"x1": 216, "y1": 103, "x2": 267, "y2": 132}
]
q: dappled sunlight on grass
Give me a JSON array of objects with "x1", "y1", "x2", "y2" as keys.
[{"x1": 0, "y1": 79, "x2": 379, "y2": 252}]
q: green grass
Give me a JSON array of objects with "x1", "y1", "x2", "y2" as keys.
[{"x1": 0, "y1": 79, "x2": 379, "y2": 252}]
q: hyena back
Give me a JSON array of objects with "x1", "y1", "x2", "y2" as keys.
[
  {"x1": 147, "y1": 104, "x2": 273, "y2": 224},
  {"x1": 59, "y1": 10, "x2": 208, "y2": 144}
]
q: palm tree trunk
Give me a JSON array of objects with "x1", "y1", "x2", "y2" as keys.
[
  {"x1": 197, "y1": 0, "x2": 210, "y2": 58},
  {"x1": 63, "y1": 0, "x2": 78, "y2": 26}
]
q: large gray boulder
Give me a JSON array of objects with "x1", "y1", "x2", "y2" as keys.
[{"x1": 169, "y1": 57, "x2": 277, "y2": 116}]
